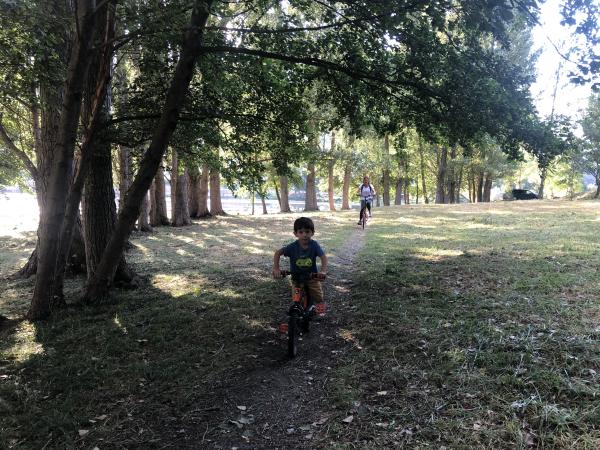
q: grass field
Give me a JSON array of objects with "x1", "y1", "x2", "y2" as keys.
[{"x1": 1, "y1": 201, "x2": 599, "y2": 448}]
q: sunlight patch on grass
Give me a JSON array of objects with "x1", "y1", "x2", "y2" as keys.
[
  {"x1": 5, "y1": 322, "x2": 43, "y2": 363},
  {"x1": 112, "y1": 314, "x2": 128, "y2": 335}
]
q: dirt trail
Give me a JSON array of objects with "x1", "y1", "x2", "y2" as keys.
[{"x1": 205, "y1": 227, "x2": 366, "y2": 449}]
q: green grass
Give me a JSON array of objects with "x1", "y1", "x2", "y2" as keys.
[
  {"x1": 0, "y1": 211, "x2": 354, "y2": 448},
  {"x1": 325, "y1": 202, "x2": 600, "y2": 449},
  {"x1": 1, "y1": 202, "x2": 600, "y2": 448}
]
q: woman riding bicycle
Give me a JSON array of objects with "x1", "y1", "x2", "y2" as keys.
[{"x1": 357, "y1": 176, "x2": 376, "y2": 225}]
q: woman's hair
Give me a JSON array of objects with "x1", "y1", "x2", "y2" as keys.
[{"x1": 294, "y1": 216, "x2": 315, "y2": 232}]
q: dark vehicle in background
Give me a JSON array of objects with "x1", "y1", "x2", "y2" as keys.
[{"x1": 503, "y1": 189, "x2": 539, "y2": 200}]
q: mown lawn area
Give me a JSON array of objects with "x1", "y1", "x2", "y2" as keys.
[{"x1": 325, "y1": 201, "x2": 600, "y2": 449}]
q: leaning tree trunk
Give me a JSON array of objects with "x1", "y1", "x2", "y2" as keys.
[
  {"x1": 83, "y1": 2, "x2": 214, "y2": 304},
  {"x1": 279, "y1": 175, "x2": 291, "y2": 213},
  {"x1": 304, "y1": 162, "x2": 318, "y2": 211},
  {"x1": 435, "y1": 146, "x2": 447, "y2": 204},
  {"x1": 209, "y1": 168, "x2": 225, "y2": 216},
  {"x1": 29, "y1": 0, "x2": 99, "y2": 320},
  {"x1": 595, "y1": 172, "x2": 600, "y2": 198},
  {"x1": 341, "y1": 163, "x2": 351, "y2": 210},
  {"x1": 172, "y1": 167, "x2": 192, "y2": 226}
]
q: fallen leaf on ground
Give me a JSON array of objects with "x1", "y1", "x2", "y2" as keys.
[
  {"x1": 78, "y1": 430, "x2": 89, "y2": 437},
  {"x1": 342, "y1": 415, "x2": 354, "y2": 424},
  {"x1": 237, "y1": 405, "x2": 247, "y2": 411}
]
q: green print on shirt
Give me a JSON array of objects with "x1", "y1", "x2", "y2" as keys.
[{"x1": 296, "y1": 257, "x2": 312, "y2": 268}]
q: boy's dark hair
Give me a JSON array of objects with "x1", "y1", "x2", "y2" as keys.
[{"x1": 294, "y1": 217, "x2": 315, "y2": 232}]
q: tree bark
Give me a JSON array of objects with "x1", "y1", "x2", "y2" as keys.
[
  {"x1": 196, "y1": 163, "x2": 211, "y2": 217},
  {"x1": 476, "y1": 171, "x2": 484, "y2": 202},
  {"x1": 29, "y1": 0, "x2": 99, "y2": 320},
  {"x1": 538, "y1": 166, "x2": 547, "y2": 199},
  {"x1": 209, "y1": 168, "x2": 226, "y2": 215},
  {"x1": 418, "y1": 135, "x2": 428, "y2": 204},
  {"x1": 483, "y1": 172, "x2": 493, "y2": 202},
  {"x1": 279, "y1": 175, "x2": 291, "y2": 213},
  {"x1": 188, "y1": 166, "x2": 201, "y2": 218},
  {"x1": 274, "y1": 180, "x2": 281, "y2": 209},
  {"x1": 341, "y1": 163, "x2": 351, "y2": 210},
  {"x1": 83, "y1": 1, "x2": 214, "y2": 303},
  {"x1": 173, "y1": 167, "x2": 192, "y2": 226},
  {"x1": 382, "y1": 134, "x2": 391, "y2": 206},
  {"x1": 138, "y1": 190, "x2": 152, "y2": 231},
  {"x1": 435, "y1": 146, "x2": 447, "y2": 204},
  {"x1": 328, "y1": 132, "x2": 336, "y2": 211},
  {"x1": 150, "y1": 166, "x2": 170, "y2": 225},
  {"x1": 170, "y1": 149, "x2": 178, "y2": 219},
  {"x1": 260, "y1": 194, "x2": 268, "y2": 214},
  {"x1": 394, "y1": 178, "x2": 403, "y2": 205},
  {"x1": 118, "y1": 145, "x2": 132, "y2": 212},
  {"x1": 304, "y1": 162, "x2": 318, "y2": 211}
]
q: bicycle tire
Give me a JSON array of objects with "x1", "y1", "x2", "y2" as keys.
[
  {"x1": 362, "y1": 212, "x2": 366, "y2": 229},
  {"x1": 288, "y1": 313, "x2": 299, "y2": 358}
]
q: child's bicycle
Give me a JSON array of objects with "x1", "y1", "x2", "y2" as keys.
[
  {"x1": 360, "y1": 206, "x2": 369, "y2": 229},
  {"x1": 278, "y1": 270, "x2": 325, "y2": 358}
]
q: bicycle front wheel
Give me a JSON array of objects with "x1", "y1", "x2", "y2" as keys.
[{"x1": 288, "y1": 313, "x2": 299, "y2": 358}]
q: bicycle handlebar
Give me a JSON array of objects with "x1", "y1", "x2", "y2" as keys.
[{"x1": 278, "y1": 270, "x2": 326, "y2": 280}]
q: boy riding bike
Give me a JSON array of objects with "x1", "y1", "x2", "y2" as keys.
[
  {"x1": 357, "y1": 176, "x2": 376, "y2": 225},
  {"x1": 273, "y1": 217, "x2": 328, "y2": 316}
]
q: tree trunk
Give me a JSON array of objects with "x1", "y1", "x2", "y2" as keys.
[
  {"x1": 418, "y1": 136, "x2": 428, "y2": 204},
  {"x1": 83, "y1": 2, "x2": 214, "y2": 304},
  {"x1": 29, "y1": 0, "x2": 99, "y2": 320},
  {"x1": 188, "y1": 166, "x2": 201, "y2": 218},
  {"x1": 196, "y1": 164, "x2": 211, "y2": 217},
  {"x1": 476, "y1": 171, "x2": 484, "y2": 202},
  {"x1": 138, "y1": 190, "x2": 152, "y2": 231},
  {"x1": 394, "y1": 178, "x2": 403, "y2": 205},
  {"x1": 538, "y1": 166, "x2": 547, "y2": 199},
  {"x1": 279, "y1": 175, "x2": 291, "y2": 213},
  {"x1": 150, "y1": 166, "x2": 170, "y2": 225},
  {"x1": 483, "y1": 172, "x2": 493, "y2": 202},
  {"x1": 341, "y1": 163, "x2": 351, "y2": 210},
  {"x1": 404, "y1": 178, "x2": 410, "y2": 205},
  {"x1": 274, "y1": 181, "x2": 281, "y2": 208},
  {"x1": 118, "y1": 145, "x2": 132, "y2": 212},
  {"x1": 209, "y1": 168, "x2": 226, "y2": 215},
  {"x1": 327, "y1": 160, "x2": 336, "y2": 211},
  {"x1": 170, "y1": 149, "x2": 178, "y2": 219},
  {"x1": 261, "y1": 194, "x2": 268, "y2": 214},
  {"x1": 382, "y1": 134, "x2": 391, "y2": 206},
  {"x1": 435, "y1": 146, "x2": 447, "y2": 204},
  {"x1": 173, "y1": 167, "x2": 192, "y2": 226},
  {"x1": 304, "y1": 162, "x2": 318, "y2": 211},
  {"x1": 595, "y1": 173, "x2": 600, "y2": 198}
]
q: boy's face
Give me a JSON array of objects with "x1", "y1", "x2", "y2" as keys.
[{"x1": 294, "y1": 227, "x2": 314, "y2": 244}]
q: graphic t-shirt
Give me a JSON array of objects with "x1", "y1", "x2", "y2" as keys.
[{"x1": 281, "y1": 240, "x2": 324, "y2": 282}]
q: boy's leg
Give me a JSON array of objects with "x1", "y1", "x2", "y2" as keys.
[{"x1": 306, "y1": 279, "x2": 325, "y2": 315}]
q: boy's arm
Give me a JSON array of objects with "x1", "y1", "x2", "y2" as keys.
[
  {"x1": 318, "y1": 254, "x2": 328, "y2": 278},
  {"x1": 273, "y1": 248, "x2": 284, "y2": 278}
]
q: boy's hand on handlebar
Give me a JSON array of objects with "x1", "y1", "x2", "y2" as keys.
[
  {"x1": 316, "y1": 272, "x2": 327, "y2": 280},
  {"x1": 272, "y1": 268, "x2": 282, "y2": 279}
]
